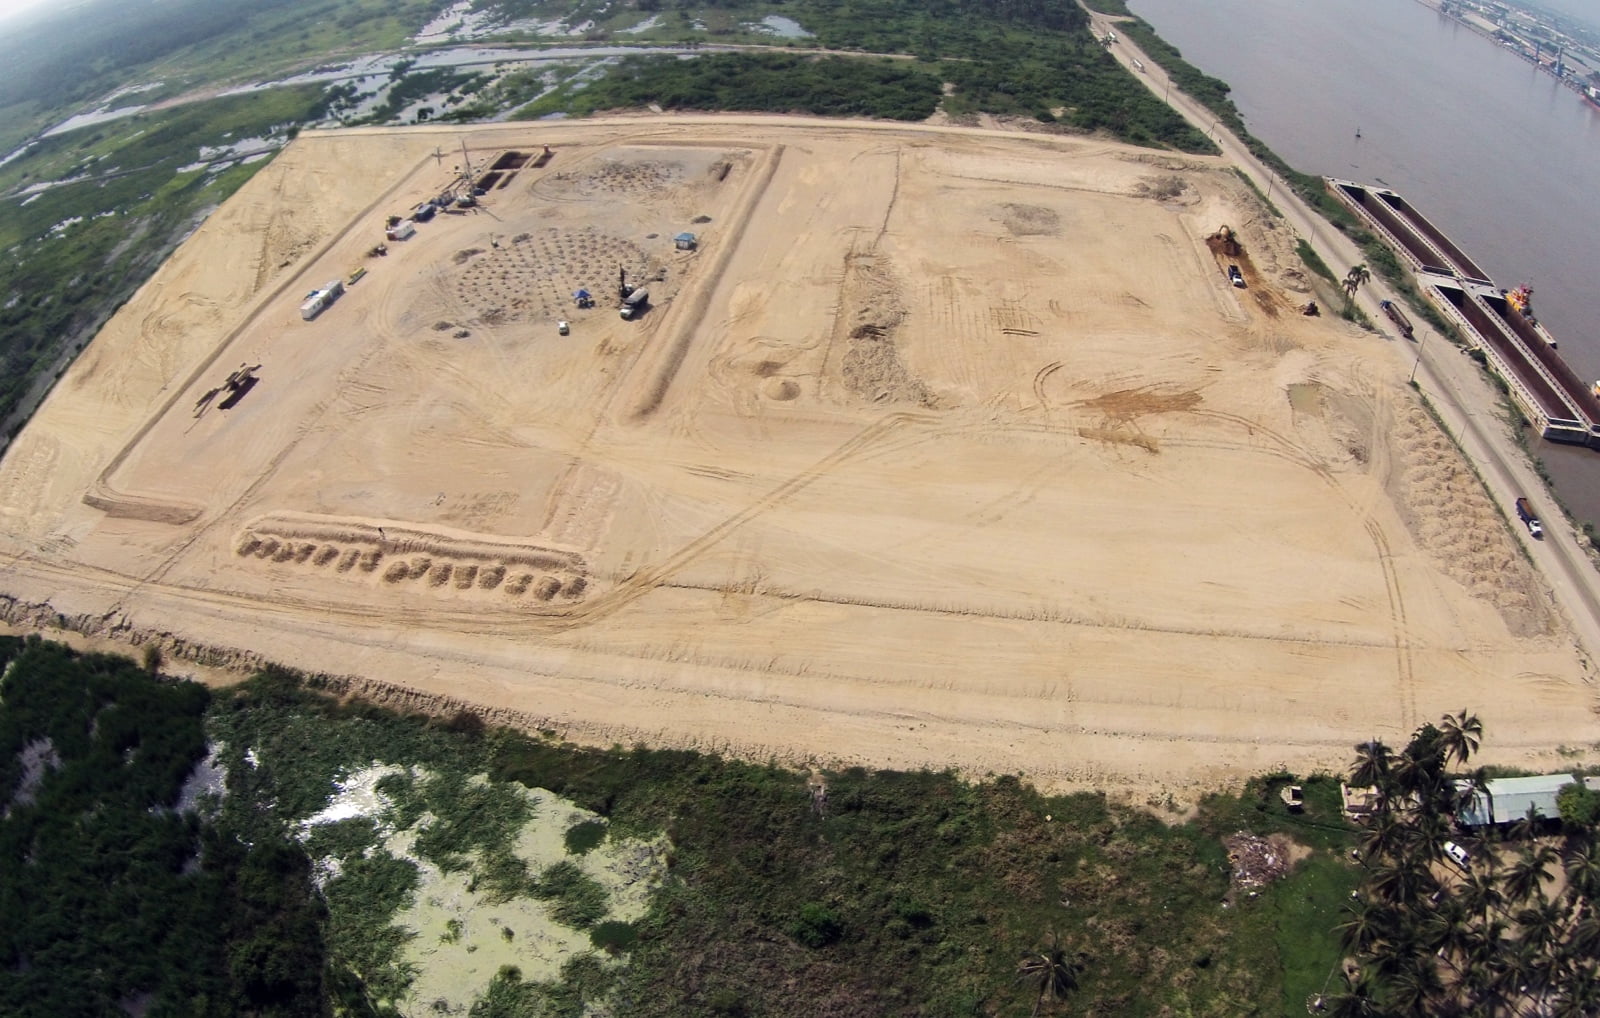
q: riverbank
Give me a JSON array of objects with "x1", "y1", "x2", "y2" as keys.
[{"x1": 1087, "y1": 10, "x2": 1600, "y2": 692}]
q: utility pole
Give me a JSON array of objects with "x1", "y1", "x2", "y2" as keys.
[{"x1": 1410, "y1": 329, "x2": 1430, "y2": 384}]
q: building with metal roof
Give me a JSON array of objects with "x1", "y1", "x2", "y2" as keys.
[{"x1": 1454, "y1": 774, "x2": 1592, "y2": 827}]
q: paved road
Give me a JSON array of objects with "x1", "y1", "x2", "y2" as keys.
[{"x1": 1089, "y1": 13, "x2": 1600, "y2": 674}]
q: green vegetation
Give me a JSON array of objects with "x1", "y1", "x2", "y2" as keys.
[
  {"x1": 1297, "y1": 238, "x2": 1337, "y2": 286},
  {"x1": 503, "y1": 0, "x2": 1211, "y2": 148},
  {"x1": 535, "y1": 859, "x2": 612, "y2": 929},
  {"x1": 0, "y1": 84, "x2": 333, "y2": 439},
  {"x1": 564, "y1": 818, "x2": 608, "y2": 854},
  {"x1": 4, "y1": 642, "x2": 1369, "y2": 1015},
  {"x1": 0, "y1": 636, "x2": 326, "y2": 1017},
  {"x1": 1558, "y1": 781, "x2": 1600, "y2": 828},
  {"x1": 520, "y1": 52, "x2": 940, "y2": 120},
  {"x1": 360, "y1": 68, "x2": 489, "y2": 124},
  {"x1": 1335, "y1": 711, "x2": 1600, "y2": 1016}
]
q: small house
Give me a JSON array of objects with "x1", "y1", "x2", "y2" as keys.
[
  {"x1": 674, "y1": 232, "x2": 697, "y2": 251},
  {"x1": 1454, "y1": 774, "x2": 1593, "y2": 828}
]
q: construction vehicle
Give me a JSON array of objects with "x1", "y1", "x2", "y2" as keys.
[
  {"x1": 193, "y1": 363, "x2": 261, "y2": 418},
  {"x1": 620, "y1": 288, "x2": 649, "y2": 320},
  {"x1": 1515, "y1": 497, "x2": 1544, "y2": 538},
  {"x1": 1301, "y1": 301, "x2": 1320, "y2": 316},
  {"x1": 1209, "y1": 224, "x2": 1241, "y2": 256},
  {"x1": 1379, "y1": 299, "x2": 1414, "y2": 339}
]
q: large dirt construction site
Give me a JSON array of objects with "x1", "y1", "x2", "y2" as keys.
[{"x1": 2, "y1": 117, "x2": 1595, "y2": 794}]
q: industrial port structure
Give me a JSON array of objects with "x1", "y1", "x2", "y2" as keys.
[{"x1": 1330, "y1": 178, "x2": 1600, "y2": 448}]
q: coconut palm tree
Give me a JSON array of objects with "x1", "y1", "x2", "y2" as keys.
[
  {"x1": 1371, "y1": 858, "x2": 1435, "y2": 907},
  {"x1": 1351, "y1": 740, "x2": 1392, "y2": 799},
  {"x1": 1550, "y1": 977, "x2": 1600, "y2": 1018},
  {"x1": 1343, "y1": 263, "x2": 1372, "y2": 299},
  {"x1": 1358, "y1": 812, "x2": 1412, "y2": 863},
  {"x1": 1567, "y1": 907, "x2": 1600, "y2": 959},
  {"x1": 1422, "y1": 894, "x2": 1473, "y2": 963},
  {"x1": 1323, "y1": 970, "x2": 1378, "y2": 1018},
  {"x1": 1458, "y1": 868, "x2": 1503, "y2": 926},
  {"x1": 1336, "y1": 901, "x2": 1393, "y2": 955},
  {"x1": 1561, "y1": 835, "x2": 1600, "y2": 903},
  {"x1": 1505, "y1": 845, "x2": 1558, "y2": 906},
  {"x1": 1438, "y1": 708, "x2": 1483, "y2": 768},
  {"x1": 1386, "y1": 957, "x2": 1444, "y2": 1016},
  {"x1": 1513, "y1": 899, "x2": 1567, "y2": 960},
  {"x1": 1014, "y1": 933, "x2": 1079, "y2": 1017}
]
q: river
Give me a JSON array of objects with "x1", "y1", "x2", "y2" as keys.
[{"x1": 1127, "y1": 0, "x2": 1600, "y2": 522}]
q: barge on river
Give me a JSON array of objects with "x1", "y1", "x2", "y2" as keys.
[{"x1": 1328, "y1": 179, "x2": 1600, "y2": 448}]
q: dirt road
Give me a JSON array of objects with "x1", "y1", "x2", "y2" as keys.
[{"x1": 1091, "y1": 14, "x2": 1600, "y2": 684}]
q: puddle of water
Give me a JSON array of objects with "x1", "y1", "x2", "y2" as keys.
[
  {"x1": 1286, "y1": 382, "x2": 1324, "y2": 416},
  {"x1": 753, "y1": 14, "x2": 812, "y2": 38}
]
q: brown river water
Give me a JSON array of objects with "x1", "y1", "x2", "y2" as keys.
[{"x1": 1128, "y1": 0, "x2": 1600, "y2": 522}]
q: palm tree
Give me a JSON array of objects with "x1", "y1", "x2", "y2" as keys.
[
  {"x1": 1509, "y1": 805, "x2": 1547, "y2": 845},
  {"x1": 1323, "y1": 970, "x2": 1378, "y2": 1018},
  {"x1": 1458, "y1": 868, "x2": 1503, "y2": 926},
  {"x1": 1422, "y1": 894, "x2": 1474, "y2": 964},
  {"x1": 1343, "y1": 263, "x2": 1372, "y2": 299},
  {"x1": 1358, "y1": 812, "x2": 1411, "y2": 864},
  {"x1": 1561, "y1": 835, "x2": 1600, "y2": 903},
  {"x1": 1386, "y1": 957, "x2": 1444, "y2": 1016},
  {"x1": 1550, "y1": 977, "x2": 1600, "y2": 1018},
  {"x1": 1513, "y1": 899, "x2": 1566, "y2": 959},
  {"x1": 1371, "y1": 858, "x2": 1436, "y2": 908},
  {"x1": 1014, "y1": 933, "x2": 1079, "y2": 1016},
  {"x1": 1336, "y1": 901, "x2": 1393, "y2": 955},
  {"x1": 1566, "y1": 907, "x2": 1600, "y2": 959},
  {"x1": 1351, "y1": 740, "x2": 1391, "y2": 799},
  {"x1": 1438, "y1": 708, "x2": 1483, "y2": 768},
  {"x1": 1504, "y1": 845, "x2": 1557, "y2": 906}
]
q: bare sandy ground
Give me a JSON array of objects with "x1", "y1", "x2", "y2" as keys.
[{"x1": 1, "y1": 115, "x2": 1594, "y2": 796}]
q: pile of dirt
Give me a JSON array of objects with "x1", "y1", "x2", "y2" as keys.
[
  {"x1": 1385, "y1": 400, "x2": 1550, "y2": 636},
  {"x1": 834, "y1": 252, "x2": 933, "y2": 407}
]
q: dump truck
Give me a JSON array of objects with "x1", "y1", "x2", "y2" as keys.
[
  {"x1": 619, "y1": 288, "x2": 649, "y2": 320},
  {"x1": 1380, "y1": 299, "x2": 1414, "y2": 339},
  {"x1": 1515, "y1": 497, "x2": 1543, "y2": 538}
]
